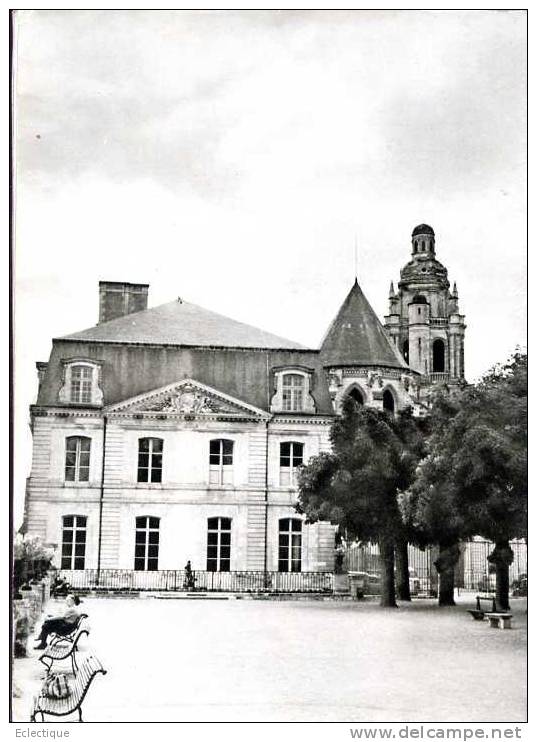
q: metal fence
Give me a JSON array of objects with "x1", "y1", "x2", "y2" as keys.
[
  {"x1": 58, "y1": 568, "x2": 335, "y2": 594},
  {"x1": 344, "y1": 539, "x2": 527, "y2": 596},
  {"x1": 57, "y1": 539, "x2": 526, "y2": 596}
]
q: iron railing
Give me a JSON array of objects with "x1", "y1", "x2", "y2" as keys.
[
  {"x1": 344, "y1": 539, "x2": 527, "y2": 597},
  {"x1": 58, "y1": 569, "x2": 335, "y2": 593}
]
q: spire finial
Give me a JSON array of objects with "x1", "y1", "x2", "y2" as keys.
[
  {"x1": 453, "y1": 281, "x2": 458, "y2": 297},
  {"x1": 389, "y1": 280, "x2": 395, "y2": 297},
  {"x1": 354, "y1": 235, "x2": 358, "y2": 282}
]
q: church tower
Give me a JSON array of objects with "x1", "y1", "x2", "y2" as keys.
[{"x1": 384, "y1": 224, "x2": 466, "y2": 390}]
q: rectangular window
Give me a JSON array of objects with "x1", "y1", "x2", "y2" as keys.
[
  {"x1": 134, "y1": 516, "x2": 160, "y2": 570},
  {"x1": 279, "y1": 441, "x2": 304, "y2": 486},
  {"x1": 282, "y1": 374, "x2": 304, "y2": 412},
  {"x1": 65, "y1": 437, "x2": 91, "y2": 482},
  {"x1": 70, "y1": 365, "x2": 93, "y2": 404},
  {"x1": 207, "y1": 517, "x2": 232, "y2": 572},
  {"x1": 61, "y1": 515, "x2": 87, "y2": 570},
  {"x1": 278, "y1": 518, "x2": 302, "y2": 573},
  {"x1": 137, "y1": 438, "x2": 163, "y2": 483},
  {"x1": 209, "y1": 439, "x2": 233, "y2": 485}
]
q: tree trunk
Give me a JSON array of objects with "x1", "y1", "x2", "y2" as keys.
[
  {"x1": 379, "y1": 536, "x2": 397, "y2": 607},
  {"x1": 434, "y1": 543, "x2": 460, "y2": 606},
  {"x1": 395, "y1": 539, "x2": 411, "y2": 601},
  {"x1": 488, "y1": 540, "x2": 513, "y2": 612}
]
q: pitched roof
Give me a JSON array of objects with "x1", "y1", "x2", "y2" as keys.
[
  {"x1": 61, "y1": 299, "x2": 308, "y2": 350},
  {"x1": 320, "y1": 279, "x2": 408, "y2": 369}
]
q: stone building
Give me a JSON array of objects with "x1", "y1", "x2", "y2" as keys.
[{"x1": 22, "y1": 224, "x2": 463, "y2": 578}]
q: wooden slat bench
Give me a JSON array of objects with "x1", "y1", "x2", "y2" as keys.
[
  {"x1": 484, "y1": 612, "x2": 513, "y2": 630},
  {"x1": 31, "y1": 654, "x2": 107, "y2": 722},
  {"x1": 467, "y1": 595, "x2": 496, "y2": 620},
  {"x1": 49, "y1": 613, "x2": 89, "y2": 647},
  {"x1": 39, "y1": 626, "x2": 90, "y2": 674}
]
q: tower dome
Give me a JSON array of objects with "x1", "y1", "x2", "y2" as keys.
[{"x1": 412, "y1": 224, "x2": 435, "y2": 237}]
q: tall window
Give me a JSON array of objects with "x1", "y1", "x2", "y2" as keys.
[
  {"x1": 209, "y1": 439, "x2": 233, "y2": 484},
  {"x1": 278, "y1": 518, "x2": 302, "y2": 572},
  {"x1": 137, "y1": 438, "x2": 163, "y2": 483},
  {"x1": 433, "y1": 338, "x2": 446, "y2": 372},
  {"x1": 282, "y1": 374, "x2": 304, "y2": 412},
  {"x1": 134, "y1": 516, "x2": 160, "y2": 570},
  {"x1": 61, "y1": 515, "x2": 87, "y2": 570},
  {"x1": 402, "y1": 339, "x2": 409, "y2": 363},
  {"x1": 70, "y1": 365, "x2": 93, "y2": 404},
  {"x1": 65, "y1": 436, "x2": 91, "y2": 482},
  {"x1": 383, "y1": 389, "x2": 395, "y2": 414},
  {"x1": 207, "y1": 517, "x2": 231, "y2": 572},
  {"x1": 279, "y1": 442, "x2": 304, "y2": 486}
]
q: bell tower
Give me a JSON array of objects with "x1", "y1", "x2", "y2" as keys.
[{"x1": 384, "y1": 224, "x2": 466, "y2": 389}]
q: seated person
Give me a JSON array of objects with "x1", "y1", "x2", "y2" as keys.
[
  {"x1": 51, "y1": 575, "x2": 70, "y2": 598},
  {"x1": 33, "y1": 595, "x2": 82, "y2": 650}
]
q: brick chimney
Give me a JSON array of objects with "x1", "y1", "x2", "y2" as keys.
[{"x1": 98, "y1": 281, "x2": 149, "y2": 324}]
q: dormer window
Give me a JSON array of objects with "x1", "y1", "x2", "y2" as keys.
[
  {"x1": 71, "y1": 365, "x2": 93, "y2": 404},
  {"x1": 282, "y1": 374, "x2": 304, "y2": 411},
  {"x1": 59, "y1": 359, "x2": 103, "y2": 406},
  {"x1": 270, "y1": 368, "x2": 316, "y2": 414}
]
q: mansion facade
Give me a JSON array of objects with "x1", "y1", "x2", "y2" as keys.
[{"x1": 23, "y1": 224, "x2": 465, "y2": 576}]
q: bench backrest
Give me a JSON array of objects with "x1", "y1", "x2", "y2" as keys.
[
  {"x1": 73, "y1": 655, "x2": 107, "y2": 701},
  {"x1": 476, "y1": 595, "x2": 497, "y2": 612}
]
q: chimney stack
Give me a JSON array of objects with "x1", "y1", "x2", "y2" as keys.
[{"x1": 98, "y1": 281, "x2": 149, "y2": 324}]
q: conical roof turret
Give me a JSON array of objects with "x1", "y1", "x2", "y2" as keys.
[{"x1": 320, "y1": 279, "x2": 408, "y2": 369}]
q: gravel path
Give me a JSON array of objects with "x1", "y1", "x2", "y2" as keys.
[{"x1": 12, "y1": 594, "x2": 527, "y2": 722}]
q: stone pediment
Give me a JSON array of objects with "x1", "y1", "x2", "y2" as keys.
[{"x1": 107, "y1": 379, "x2": 269, "y2": 418}]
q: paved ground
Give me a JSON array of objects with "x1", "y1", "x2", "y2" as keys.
[{"x1": 13, "y1": 593, "x2": 527, "y2": 723}]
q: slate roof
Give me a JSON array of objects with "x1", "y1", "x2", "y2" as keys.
[
  {"x1": 320, "y1": 279, "x2": 409, "y2": 369},
  {"x1": 61, "y1": 299, "x2": 308, "y2": 350}
]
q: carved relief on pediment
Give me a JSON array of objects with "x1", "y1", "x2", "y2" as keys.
[{"x1": 131, "y1": 384, "x2": 240, "y2": 414}]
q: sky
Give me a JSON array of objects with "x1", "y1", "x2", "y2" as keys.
[{"x1": 13, "y1": 10, "x2": 527, "y2": 524}]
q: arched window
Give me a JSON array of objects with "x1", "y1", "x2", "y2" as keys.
[
  {"x1": 137, "y1": 438, "x2": 163, "y2": 483},
  {"x1": 278, "y1": 518, "x2": 302, "y2": 573},
  {"x1": 207, "y1": 517, "x2": 232, "y2": 572},
  {"x1": 280, "y1": 441, "x2": 304, "y2": 486},
  {"x1": 134, "y1": 516, "x2": 160, "y2": 571},
  {"x1": 209, "y1": 439, "x2": 234, "y2": 484},
  {"x1": 347, "y1": 387, "x2": 364, "y2": 406},
  {"x1": 402, "y1": 339, "x2": 409, "y2": 363},
  {"x1": 383, "y1": 389, "x2": 395, "y2": 414},
  {"x1": 61, "y1": 515, "x2": 87, "y2": 570},
  {"x1": 65, "y1": 436, "x2": 91, "y2": 482},
  {"x1": 433, "y1": 338, "x2": 445, "y2": 372},
  {"x1": 282, "y1": 373, "x2": 305, "y2": 411}
]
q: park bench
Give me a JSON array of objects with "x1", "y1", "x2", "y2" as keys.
[
  {"x1": 39, "y1": 626, "x2": 90, "y2": 674},
  {"x1": 467, "y1": 595, "x2": 496, "y2": 620},
  {"x1": 31, "y1": 654, "x2": 107, "y2": 722},
  {"x1": 49, "y1": 613, "x2": 89, "y2": 647},
  {"x1": 484, "y1": 612, "x2": 513, "y2": 630}
]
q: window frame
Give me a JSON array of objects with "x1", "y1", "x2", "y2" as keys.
[
  {"x1": 61, "y1": 515, "x2": 87, "y2": 570},
  {"x1": 64, "y1": 436, "x2": 91, "y2": 483},
  {"x1": 278, "y1": 518, "x2": 302, "y2": 573},
  {"x1": 137, "y1": 437, "x2": 164, "y2": 483},
  {"x1": 282, "y1": 373, "x2": 305, "y2": 412},
  {"x1": 279, "y1": 441, "x2": 304, "y2": 487},
  {"x1": 206, "y1": 517, "x2": 232, "y2": 572},
  {"x1": 209, "y1": 439, "x2": 234, "y2": 485},
  {"x1": 134, "y1": 515, "x2": 160, "y2": 571}
]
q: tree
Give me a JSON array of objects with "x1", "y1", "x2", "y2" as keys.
[
  {"x1": 401, "y1": 352, "x2": 527, "y2": 609},
  {"x1": 297, "y1": 401, "x2": 424, "y2": 607}
]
